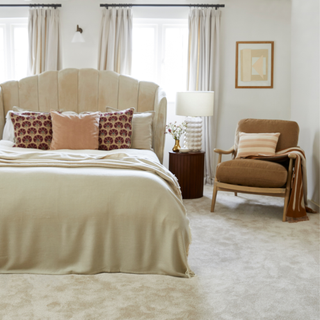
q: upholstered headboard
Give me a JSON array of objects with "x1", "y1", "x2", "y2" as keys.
[{"x1": 0, "y1": 68, "x2": 167, "y2": 163}]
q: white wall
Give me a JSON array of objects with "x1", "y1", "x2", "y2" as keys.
[
  {"x1": 217, "y1": 0, "x2": 292, "y2": 152},
  {"x1": 0, "y1": 5, "x2": 28, "y2": 18},
  {"x1": 291, "y1": 0, "x2": 320, "y2": 209},
  {"x1": 60, "y1": 1, "x2": 101, "y2": 69},
  {"x1": 0, "y1": 0, "x2": 293, "y2": 169}
]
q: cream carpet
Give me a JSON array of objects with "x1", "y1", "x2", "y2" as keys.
[{"x1": 0, "y1": 185, "x2": 319, "y2": 320}]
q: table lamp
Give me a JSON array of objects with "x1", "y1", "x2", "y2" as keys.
[{"x1": 175, "y1": 91, "x2": 214, "y2": 151}]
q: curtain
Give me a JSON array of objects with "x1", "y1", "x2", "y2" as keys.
[
  {"x1": 28, "y1": 8, "x2": 61, "y2": 75},
  {"x1": 187, "y1": 8, "x2": 221, "y2": 184},
  {"x1": 98, "y1": 7, "x2": 132, "y2": 74}
]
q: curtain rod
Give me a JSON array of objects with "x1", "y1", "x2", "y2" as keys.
[
  {"x1": 100, "y1": 4, "x2": 225, "y2": 9},
  {"x1": 0, "y1": 4, "x2": 61, "y2": 8}
]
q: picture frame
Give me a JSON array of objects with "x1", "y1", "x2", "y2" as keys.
[{"x1": 235, "y1": 41, "x2": 274, "y2": 89}]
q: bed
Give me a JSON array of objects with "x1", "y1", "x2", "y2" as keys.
[{"x1": 0, "y1": 69, "x2": 193, "y2": 278}]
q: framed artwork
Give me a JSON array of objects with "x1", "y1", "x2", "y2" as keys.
[{"x1": 235, "y1": 41, "x2": 274, "y2": 88}]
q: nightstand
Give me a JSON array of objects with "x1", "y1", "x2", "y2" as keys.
[{"x1": 169, "y1": 151, "x2": 205, "y2": 199}]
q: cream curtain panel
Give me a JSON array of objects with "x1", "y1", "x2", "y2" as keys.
[
  {"x1": 187, "y1": 8, "x2": 221, "y2": 184},
  {"x1": 28, "y1": 8, "x2": 61, "y2": 75},
  {"x1": 98, "y1": 7, "x2": 132, "y2": 75}
]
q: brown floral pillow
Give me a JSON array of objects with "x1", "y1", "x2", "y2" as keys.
[
  {"x1": 99, "y1": 108, "x2": 134, "y2": 150},
  {"x1": 10, "y1": 112, "x2": 53, "y2": 150}
]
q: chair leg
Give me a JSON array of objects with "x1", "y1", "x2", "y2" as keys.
[
  {"x1": 283, "y1": 157, "x2": 294, "y2": 222},
  {"x1": 283, "y1": 190, "x2": 290, "y2": 222},
  {"x1": 234, "y1": 192, "x2": 237, "y2": 196},
  {"x1": 211, "y1": 183, "x2": 218, "y2": 212}
]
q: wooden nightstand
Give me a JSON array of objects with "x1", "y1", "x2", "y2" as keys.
[{"x1": 169, "y1": 151, "x2": 205, "y2": 199}]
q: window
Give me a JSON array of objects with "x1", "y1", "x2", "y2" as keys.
[
  {"x1": 132, "y1": 19, "x2": 188, "y2": 102},
  {"x1": 0, "y1": 18, "x2": 28, "y2": 83}
]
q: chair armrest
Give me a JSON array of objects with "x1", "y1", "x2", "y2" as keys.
[
  {"x1": 214, "y1": 146, "x2": 235, "y2": 155},
  {"x1": 214, "y1": 146, "x2": 235, "y2": 165},
  {"x1": 288, "y1": 153, "x2": 297, "y2": 159}
]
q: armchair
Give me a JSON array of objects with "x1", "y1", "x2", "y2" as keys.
[{"x1": 211, "y1": 119, "x2": 300, "y2": 222}]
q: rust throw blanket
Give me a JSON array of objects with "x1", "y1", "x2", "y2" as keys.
[{"x1": 250, "y1": 147, "x2": 317, "y2": 223}]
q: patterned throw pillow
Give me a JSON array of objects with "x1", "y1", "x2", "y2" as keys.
[
  {"x1": 99, "y1": 108, "x2": 134, "y2": 150},
  {"x1": 10, "y1": 112, "x2": 53, "y2": 150},
  {"x1": 236, "y1": 132, "x2": 281, "y2": 158},
  {"x1": 106, "y1": 106, "x2": 154, "y2": 150}
]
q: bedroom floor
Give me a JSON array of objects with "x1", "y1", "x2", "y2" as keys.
[{"x1": 0, "y1": 185, "x2": 319, "y2": 320}]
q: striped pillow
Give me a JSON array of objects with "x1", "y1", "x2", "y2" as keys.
[{"x1": 236, "y1": 132, "x2": 281, "y2": 158}]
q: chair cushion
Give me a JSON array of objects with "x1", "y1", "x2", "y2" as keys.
[{"x1": 216, "y1": 159, "x2": 288, "y2": 188}]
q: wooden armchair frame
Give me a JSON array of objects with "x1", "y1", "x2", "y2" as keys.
[{"x1": 210, "y1": 146, "x2": 296, "y2": 222}]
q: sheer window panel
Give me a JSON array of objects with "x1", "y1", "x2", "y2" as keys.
[
  {"x1": 0, "y1": 26, "x2": 5, "y2": 83},
  {"x1": 12, "y1": 25, "x2": 28, "y2": 80},
  {"x1": 0, "y1": 18, "x2": 28, "y2": 83},
  {"x1": 161, "y1": 26, "x2": 188, "y2": 101},
  {"x1": 132, "y1": 19, "x2": 188, "y2": 102},
  {"x1": 132, "y1": 25, "x2": 157, "y2": 83}
]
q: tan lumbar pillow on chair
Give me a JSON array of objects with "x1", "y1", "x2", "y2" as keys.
[{"x1": 236, "y1": 132, "x2": 281, "y2": 158}]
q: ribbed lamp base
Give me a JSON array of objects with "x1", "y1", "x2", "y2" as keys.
[{"x1": 183, "y1": 116, "x2": 202, "y2": 151}]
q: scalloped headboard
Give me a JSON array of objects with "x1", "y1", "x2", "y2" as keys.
[{"x1": 0, "y1": 68, "x2": 167, "y2": 163}]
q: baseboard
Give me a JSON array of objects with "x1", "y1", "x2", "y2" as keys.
[{"x1": 308, "y1": 199, "x2": 320, "y2": 212}]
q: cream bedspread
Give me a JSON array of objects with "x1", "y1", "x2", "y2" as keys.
[{"x1": 0, "y1": 141, "x2": 193, "y2": 278}]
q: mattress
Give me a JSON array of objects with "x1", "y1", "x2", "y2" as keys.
[{"x1": 0, "y1": 140, "x2": 193, "y2": 277}]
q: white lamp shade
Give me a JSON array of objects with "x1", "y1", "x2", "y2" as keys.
[
  {"x1": 72, "y1": 31, "x2": 85, "y2": 43},
  {"x1": 176, "y1": 91, "x2": 214, "y2": 117}
]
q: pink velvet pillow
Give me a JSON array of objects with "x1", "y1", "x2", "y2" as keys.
[{"x1": 50, "y1": 111, "x2": 100, "y2": 150}]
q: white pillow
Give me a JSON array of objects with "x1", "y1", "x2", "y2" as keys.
[
  {"x1": 106, "y1": 106, "x2": 154, "y2": 150},
  {"x1": 3, "y1": 110, "x2": 15, "y2": 142}
]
